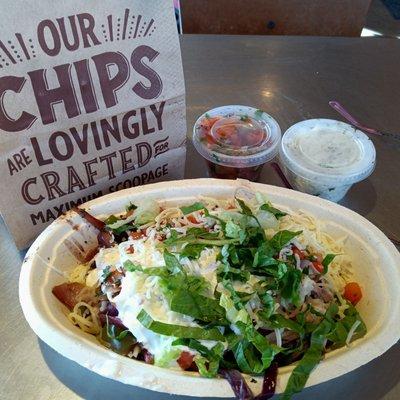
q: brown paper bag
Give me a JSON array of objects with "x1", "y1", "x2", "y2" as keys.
[{"x1": 0, "y1": 0, "x2": 186, "y2": 249}]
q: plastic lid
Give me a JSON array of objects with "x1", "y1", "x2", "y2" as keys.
[
  {"x1": 279, "y1": 119, "x2": 376, "y2": 185},
  {"x1": 192, "y1": 105, "x2": 281, "y2": 168}
]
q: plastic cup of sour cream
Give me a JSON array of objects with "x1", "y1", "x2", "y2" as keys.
[
  {"x1": 279, "y1": 119, "x2": 376, "y2": 202},
  {"x1": 192, "y1": 105, "x2": 281, "y2": 182}
]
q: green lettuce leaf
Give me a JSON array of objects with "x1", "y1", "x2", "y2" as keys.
[
  {"x1": 126, "y1": 202, "x2": 137, "y2": 212},
  {"x1": 258, "y1": 292, "x2": 275, "y2": 320},
  {"x1": 326, "y1": 304, "x2": 367, "y2": 347},
  {"x1": 279, "y1": 267, "x2": 302, "y2": 306},
  {"x1": 134, "y1": 201, "x2": 160, "y2": 225},
  {"x1": 235, "y1": 198, "x2": 254, "y2": 217},
  {"x1": 260, "y1": 202, "x2": 287, "y2": 219},
  {"x1": 172, "y1": 338, "x2": 212, "y2": 355},
  {"x1": 172, "y1": 338, "x2": 226, "y2": 377},
  {"x1": 180, "y1": 243, "x2": 208, "y2": 259},
  {"x1": 137, "y1": 309, "x2": 225, "y2": 341},
  {"x1": 235, "y1": 198, "x2": 266, "y2": 239},
  {"x1": 255, "y1": 210, "x2": 279, "y2": 230},
  {"x1": 229, "y1": 323, "x2": 281, "y2": 374},
  {"x1": 169, "y1": 289, "x2": 228, "y2": 325},
  {"x1": 217, "y1": 263, "x2": 250, "y2": 283},
  {"x1": 203, "y1": 207, "x2": 227, "y2": 229},
  {"x1": 180, "y1": 202, "x2": 205, "y2": 215},
  {"x1": 225, "y1": 220, "x2": 247, "y2": 243},
  {"x1": 268, "y1": 314, "x2": 305, "y2": 335},
  {"x1": 159, "y1": 270, "x2": 210, "y2": 298},
  {"x1": 163, "y1": 249, "x2": 184, "y2": 273},
  {"x1": 104, "y1": 214, "x2": 136, "y2": 235},
  {"x1": 270, "y1": 230, "x2": 302, "y2": 251},
  {"x1": 164, "y1": 227, "x2": 236, "y2": 247},
  {"x1": 194, "y1": 342, "x2": 225, "y2": 377},
  {"x1": 104, "y1": 215, "x2": 118, "y2": 225},
  {"x1": 219, "y1": 291, "x2": 249, "y2": 325},
  {"x1": 155, "y1": 348, "x2": 182, "y2": 367},
  {"x1": 322, "y1": 254, "x2": 337, "y2": 275},
  {"x1": 242, "y1": 323, "x2": 282, "y2": 369},
  {"x1": 123, "y1": 260, "x2": 142, "y2": 272},
  {"x1": 281, "y1": 318, "x2": 332, "y2": 400}
]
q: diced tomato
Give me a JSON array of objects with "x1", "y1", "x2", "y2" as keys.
[
  {"x1": 130, "y1": 231, "x2": 144, "y2": 240},
  {"x1": 315, "y1": 254, "x2": 323, "y2": 263},
  {"x1": 187, "y1": 214, "x2": 198, "y2": 224},
  {"x1": 343, "y1": 282, "x2": 363, "y2": 305},
  {"x1": 312, "y1": 261, "x2": 324, "y2": 274},
  {"x1": 292, "y1": 246, "x2": 306, "y2": 260},
  {"x1": 177, "y1": 351, "x2": 195, "y2": 370}
]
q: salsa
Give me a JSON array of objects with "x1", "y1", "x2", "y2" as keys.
[
  {"x1": 200, "y1": 115, "x2": 266, "y2": 150},
  {"x1": 192, "y1": 106, "x2": 281, "y2": 182},
  {"x1": 206, "y1": 160, "x2": 264, "y2": 180}
]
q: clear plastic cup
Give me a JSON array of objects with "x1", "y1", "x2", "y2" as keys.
[
  {"x1": 279, "y1": 119, "x2": 376, "y2": 202},
  {"x1": 192, "y1": 105, "x2": 281, "y2": 181}
]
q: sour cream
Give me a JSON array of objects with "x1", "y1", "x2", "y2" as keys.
[
  {"x1": 279, "y1": 119, "x2": 376, "y2": 202},
  {"x1": 96, "y1": 236, "x2": 222, "y2": 365}
]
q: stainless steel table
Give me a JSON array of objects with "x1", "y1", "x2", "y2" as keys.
[{"x1": 1, "y1": 35, "x2": 399, "y2": 400}]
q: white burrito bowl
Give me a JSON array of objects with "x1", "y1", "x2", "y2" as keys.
[{"x1": 19, "y1": 179, "x2": 400, "y2": 397}]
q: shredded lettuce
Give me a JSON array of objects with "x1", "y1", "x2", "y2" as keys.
[
  {"x1": 180, "y1": 202, "x2": 205, "y2": 215},
  {"x1": 279, "y1": 267, "x2": 302, "y2": 306},
  {"x1": 180, "y1": 243, "x2": 208, "y2": 259},
  {"x1": 155, "y1": 348, "x2": 183, "y2": 367},
  {"x1": 171, "y1": 339, "x2": 224, "y2": 378},
  {"x1": 228, "y1": 323, "x2": 281, "y2": 374},
  {"x1": 170, "y1": 289, "x2": 228, "y2": 325},
  {"x1": 322, "y1": 253, "x2": 337, "y2": 274},
  {"x1": 270, "y1": 230, "x2": 302, "y2": 251},
  {"x1": 259, "y1": 202, "x2": 287, "y2": 219},
  {"x1": 164, "y1": 227, "x2": 237, "y2": 247},
  {"x1": 137, "y1": 309, "x2": 225, "y2": 341},
  {"x1": 255, "y1": 209, "x2": 279, "y2": 230},
  {"x1": 220, "y1": 291, "x2": 250, "y2": 325},
  {"x1": 134, "y1": 200, "x2": 160, "y2": 225},
  {"x1": 195, "y1": 342, "x2": 225, "y2": 377},
  {"x1": 281, "y1": 314, "x2": 332, "y2": 399},
  {"x1": 225, "y1": 220, "x2": 247, "y2": 243}
]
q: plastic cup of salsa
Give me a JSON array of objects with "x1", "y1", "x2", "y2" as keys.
[{"x1": 192, "y1": 105, "x2": 281, "y2": 182}]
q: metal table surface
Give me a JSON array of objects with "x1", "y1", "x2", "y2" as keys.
[{"x1": 1, "y1": 35, "x2": 399, "y2": 400}]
